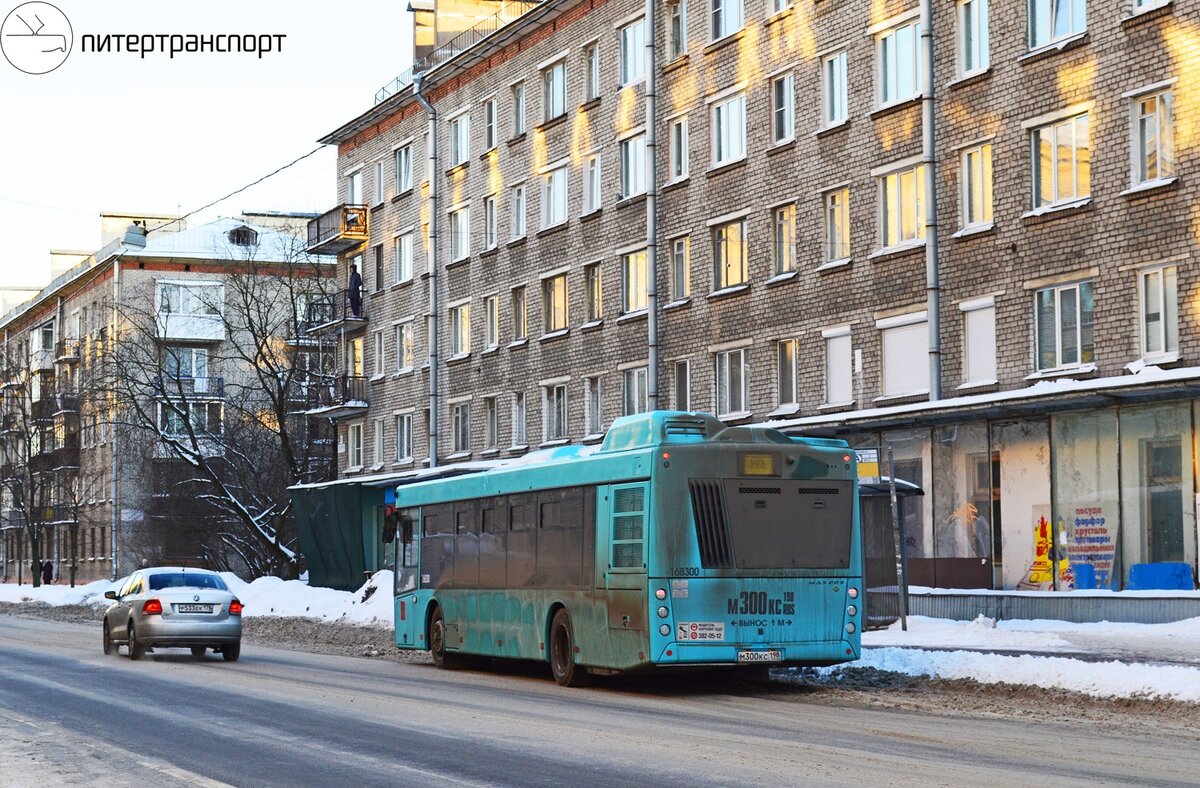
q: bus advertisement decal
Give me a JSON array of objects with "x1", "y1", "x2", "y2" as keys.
[{"x1": 676, "y1": 622, "x2": 725, "y2": 641}]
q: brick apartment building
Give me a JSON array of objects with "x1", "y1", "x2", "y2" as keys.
[
  {"x1": 298, "y1": 0, "x2": 1198, "y2": 591},
  {"x1": 0, "y1": 213, "x2": 332, "y2": 584}
]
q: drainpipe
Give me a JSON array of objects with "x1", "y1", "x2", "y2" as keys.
[
  {"x1": 110, "y1": 256, "x2": 120, "y2": 579},
  {"x1": 921, "y1": 0, "x2": 941, "y2": 400},
  {"x1": 413, "y1": 73, "x2": 439, "y2": 468},
  {"x1": 644, "y1": 0, "x2": 659, "y2": 409}
]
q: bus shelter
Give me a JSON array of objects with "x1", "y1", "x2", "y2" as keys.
[{"x1": 859, "y1": 478, "x2": 924, "y2": 629}]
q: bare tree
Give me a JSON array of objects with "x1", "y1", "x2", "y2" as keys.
[{"x1": 107, "y1": 228, "x2": 334, "y2": 579}]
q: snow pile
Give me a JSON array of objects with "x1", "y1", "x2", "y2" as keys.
[
  {"x1": 223, "y1": 571, "x2": 394, "y2": 626},
  {"x1": 0, "y1": 578, "x2": 117, "y2": 607},
  {"x1": 864, "y1": 615, "x2": 1074, "y2": 651}
]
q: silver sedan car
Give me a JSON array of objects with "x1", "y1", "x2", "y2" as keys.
[{"x1": 102, "y1": 567, "x2": 243, "y2": 661}]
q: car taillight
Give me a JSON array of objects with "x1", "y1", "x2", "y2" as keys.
[
  {"x1": 229, "y1": 599, "x2": 243, "y2": 616},
  {"x1": 142, "y1": 599, "x2": 163, "y2": 615}
]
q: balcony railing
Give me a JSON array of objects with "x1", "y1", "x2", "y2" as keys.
[
  {"x1": 304, "y1": 375, "x2": 369, "y2": 418},
  {"x1": 306, "y1": 204, "x2": 369, "y2": 255},
  {"x1": 304, "y1": 289, "x2": 367, "y2": 335},
  {"x1": 30, "y1": 396, "x2": 56, "y2": 422},
  {"x1": 53, "y1": 433, "x2": 80, "y2": 469},
  {"x1": 54, "y1": 338, "x2": 81, "y2": 363},
  {"x1": 153, "y1": 376, "x2": 226, "y2": 400},
  {"x1": 54, "y1": 393, "x2": 80, "y2": 415}
]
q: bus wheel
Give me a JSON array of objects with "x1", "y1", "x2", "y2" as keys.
[
  {"x1": 549, "y1": 609, "x2": 587, "y2": 687},
  {"x1": 429, "y1": 607, "x2": 460, "y2": 670}
]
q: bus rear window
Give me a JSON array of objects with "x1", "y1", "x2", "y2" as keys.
[{"x1": 717, "y1": 479, "x2": 854, "y2": 569}]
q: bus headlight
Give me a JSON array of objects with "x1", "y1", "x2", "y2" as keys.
[
  {"x1": 847, "y1": 605, "x2": 857, "y2": 617},
  {"x1": 659, "y1": 624, "x2": 670, "y2": 636},
  {"x1": 657, "y1": 606, "x2": 669, "y2": 619},
  {"x1": 655, "y1": 588, "x2": 667, "y2": 600},
  {"x1": 847, "y1": 587, "x2": 858, "y2": 599},
  {"x1": 845, "y1": 622, "x2": 856, "y2": 634}
]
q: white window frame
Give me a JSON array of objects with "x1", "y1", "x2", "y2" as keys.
[
  {"x1": 372, "y1": 330, "x2": 385, "y2": 378},
  {"x1": 483, "y1": 396, "x2": 499, "y2": 449},
  {"x1": 710, "y1": 0, "x2": 744, "y2": 41},
  {"x1": 395, "y1": 321, "x2": 415, "y2": 372},
  {"x1": 543, "y1": 273, "x2": 569, "y2": 333},
  {"x1": 449, "y1": 205, "x2": 471, "y2": 261},
  {"x1": 540, "y1": 165, "x2": 568, "y2": 229},
  {"x1": 709, "y1": 92, "x2": 746, "y2": 167},
  {"x1": 585, "y1": 42, "x2": 601, "y2": 101},
  {"x1": 543, "y1": 384, "x2": 568, "y2": 440},
  {"x1": 373, "y1": 418, "x2": 385, "y2": 467},
  {"x1": 585, "y1": 262, "x2": 603, "y2": 322},
  {"x1": 583, "y1": 153, "x2": 602, "y2": 214},
  {"x1": 584, "y1": 376, "x2": 604, "y2": 435},
  {"x1": 483, "y1": 195, "x2": 497, "y2": 250},
  {"x1": 622, "y1": 249, "x2": 649, "y2": 313},
  {"x1": 543, "y1": 60, "x2": 567, "y2": 122},
  {"x1": 511, "y1": 183, "x2": 527, "y2": 239},
  {"x1": 450, "y1": 302, "x2": 471, "y2": 356},
  {"x1": 452, "y1": 402, "x2": 471, "y2": 453},
  {"x1": 773, "y1": 203, "x2": 796, "y2": 275},
  {"x1": 512, "y1": 286, "x2": 528, "y2": 340},
  {"x1": 674, "y1": 359, "x2": 691, "y2": 410},
  {"x1": 619, "y1": 17, "x2": 647, "y2": 86},
  {"x1": 821, "y1": 50, "x2": 848, "y2": 128},
  {"x1": 714, "y1": 348, "x2": 748, "y2": 417},
  {"x1": 373, "y1": 160, "x2": 385, "y2": 206},
  {"x1": 960, "y1": 296, "x2": 997, "y2": 386},
  {"x1": 777, "y1": 339, "x2": 798, "y2": 407},
  {"x1": 823, "y1": 187, "x2": 851, "y2": 263},
  {"x1": 1139, "y1": 265, "x2": 1178, "y2": 361},
  {"x1": 512, "y1": 81, "x2": 527, "y2": 136},
  {"x1": 877, "y1": 311, "x2": 930, "y2": 398},
  {"x1": 483, "y1": 98, "x2": 498, "y2": 151},
  {"x1": 669, "y1": 116, "x2": 689, "y2": 182},
  {"x1": 1029, "y1": 0, "x2": 1085, "y2": 50},
  {"x1": 668, "y1": 0, "x2": 687, "y2": 59},
  {"x1": 712, "y1": 218, "x2": 748, "y2": 288},
  {"x1": 394, "y1": 413, "x2": 413, "y2": 462},
  {"x1": 484, "y1": 294, "x2": 500, "y2": 349},
  {"x1": 671, "y1": 236, "x2": 691, "y2": 299},
  {"x1": 877, "y1": 160, "x2": 926, "y2": 249},
  {"x1": 394, "y1": 232, "x2": 414, "y2": 283},
  {"x1": 394, "y1": 144, "x2": 413, "y2": 194},
  {"x1": 1030, "y1": 112, "x2": 1090, "y2": 209},
  {"x1": 623, "y1": 367, "x2": 649, "y2": 416},
  {"x1": 876, "y1": 18, "x2": 922, "y2": 107},
  {"x1": 347, "y1": 170, "x2": 363, "y2": 205},
  {"x1": 1034, "y1": 281, "x2": 1094, "y2": 371},
  {"x1": 512, "y1": 392, "x2": 527, "y2": 446},
  {"x1": 449, "y1": 112, "x2": 471, "y2": 167},
  {"x1": 823, "y1": 327, "x2": 853, "y2": 406},
  {"x1": 347, "y1": 422, "x2": 364, "y2": 469},
  {"x1": 960, "y1": 143, "x2": 994, "y2": 229},
  {"x1": 958, "y1": 0, "x2": 989, "y2": 76},
  {"x1": 1130, "y1": 89, "x2": 1175, "y2": 187},
  {"x1": 771, "y1": 72, "x2": 795, "y2": 144},
  {"x1": 620, "y1": 133, "x2": 647, "y2": 199}
]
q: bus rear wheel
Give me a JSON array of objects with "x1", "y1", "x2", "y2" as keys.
[
  {"x1": 549, "y1": 609, "x2": 587, "y2": 687},
  {"x1": 429, "y1": 607, "x2": 461, "y2": 670}
]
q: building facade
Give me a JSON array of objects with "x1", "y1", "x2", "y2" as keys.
[{"x1": 306, "y1": 0, "x2": 1199, "y2": 590}]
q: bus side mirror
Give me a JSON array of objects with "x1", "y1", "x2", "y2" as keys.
[{"x1": 104, "y1": 590, "x2": 117, "y2": 600}]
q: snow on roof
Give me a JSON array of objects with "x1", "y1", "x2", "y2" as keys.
[
  {"x1": 288, "y1": 459, "x2": 510, "y2": 492},
  {"x1": 125, "y1": 217, "x2": 332, "y2": 263}
]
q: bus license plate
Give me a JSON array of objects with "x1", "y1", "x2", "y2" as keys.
[
  {"x1": 178, "y1": 604, "x2": 212, "y2": 613},
  {"x1": 737, "y1": 650, "x2": 781, "y2": 663}
]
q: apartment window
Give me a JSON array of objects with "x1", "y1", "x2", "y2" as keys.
[
  {"x1": 622, "y1": 250, "x2": 649, "y2": 313},
  {"x1": 620, "y1": 134, "x2": 647, "y2": 198},
  {"x1": 668, "y1": 0, "x2": 687, "y2": 59},
  {"x1": 822, "y1": 51, "x2": 848, "y2": 127},
  {"x1": 1029, "y1": 0, "x2": 1084, "y2": 49},
  {"x1": 158, "y1": 282, "x2": 222, "y2": 316},
  {"x1": 710, "y1": 93, "x2": 746, "y2": 166},
  {"x1": 962, "y1": 298, "x2": 997, "y2": 385},
  {"x1": 450, "y1": 113, "x2": 470, "y2": 167},
  {"x1": 1140, "y1": 266, "x2": 1178, "y2": 360},
  {"x1": 450, "y1": 303, "x2": 471, "y2": 356},
  {"x1": 777, "y1": 339, "x2": 797, "y2": 406},
  {"x1": 485, "y1": 294, "x2": 500, "y2": 349},
  {"x1": 512, "y1": 287, "x2": 528, "y2": 339},
  {"x1": 620, "y1": 18, "x2": 646, "y2": 85},
  {"x1": 349, "y1": 335, "x2": 364, "y2": 376},
  {"x1": 585, "y1": 263, "x2": 603, "y2": 321},
  {"x1": 671, "y1": 237, "x2": 690, "y2": 299},
  {"x1": 583, "y1": 154, "x2": 602, "y2": 214},
  {"x1": 159, "y1": 403, "x2": 223, "y2": 440},
  {"x1": 484, "y1": 98, "x2": 497, "y2": 150},
  {"x1": 669, "y1": 117, "x2": 689, "y2": 181},
  {"x1": 512, "y1": 392, "x2": 527, "y2": 445},
  {"x1": 449, "y1": 206, "x2": 470, "y2": 261},
  {"x1": 541, "y1": 165, "x2": 568, "y2": 228},
  {"x1": 395, "y1": 413, "x2": 413, "y2": 462},
  {"x1": 512, "y1": 82, "x2": 526, "y2": 136},
  {"x1": 544, "y1": 384, "x2": 568, "y2": 439},
  {"x1": 372, "y1": 330, "x2": 385, "y2": 377},
  {"x1": 1133, "y1": 91, "x2": 1174, "y2": 186},
  {"x1": 824, "y1": 188, "x2": 851, "y2": 262},
  {"x1": 395, "y1": 144, "x2": 413, "y2": 193},
  {"x1": 674, "y1": 360, "x2": 691, "y2": 410},
  {"x1": 623, "y1": 367, "x2": 649, "y2": 415},
  {"x1": 773, "y1": 204, "x2": 796, "y2": 274},
  {"x1": 585, "y1": 43, "x2": 601, "y2": 101},
  {"x1": 373, "y1": 419, "x2": 385, "y2": 466},
  {"x1": 711, "y1": 0, "x2": 743, "y2": 40},
  {"x1": 1035, "y1": 281, "x2": 1094, "y2": 371},
  {"x1": 511, "y1": 184, "x2": 527, "y2": 239},
  {"x1": 373, "y1": 245, "x2": 384, "y2": 292},
  {"x1": 452, "y1": 403, "x2": 471, "y2": 453},
  {"x1": 395, "y1": 322, "x2": 415, "y2": 372},
  {"x1": 771, "y1": 0, "x2": 792, "y2": 11},
  {"x1": 824, "y1": 328, "x2": 852, "y2": 405},
  {"x1": 714, "y1": 349, "x2": 747, "y2": 417},
  {"x1": 484, "y1": 195, "x2": 497, "y2": 249},
  {"x1": 1031, "y1": 113, "x2": 1090, "y2": 208},
  {"x1": 959, "y1": 0, "x2": 989, "y2": 75},
  {"x1": 713, "y1": 219, "x2": 748, "y2": 288},
  {"x1": 394, "y1": 233, "x2": 413, "y2": 283},
  {"x1": 880, "y1": 162, "x2": 926, "y2": 247},
  {"x1": 771, "y1": 73, "x2": 795, "y2": 143},
  {"x1": 543, "y1": 61, "x2": 566, "y2": 122},
  {"x1": 347, "y1": 171, "x2": 363, "y2": 204},
  {"x1": 878, "y1": 21, "x2": 922, "y2": 105},
  {"x1": 483, "y1": 397, "x2": 498, "y2": 449},
  {"x1": 348, "y1": 423, "x2": 364, "y2": 468},
  {"x1": 879, "y1": 312, "x2": 930, "y2": 397},
  {"x1": 585, "y1": 377, "x2": 604, "y2": 435},
  {"x1": 961, "y1": 143, "x2": 994, "y2": 228},
  {"x1": 373, "y1": 161, "x2": 385, "y2": 205},
  {"x1": 543, "y1": 273, "x2": 569, "y2": 332},
  {"x1": 164, "y1": 346, "x2": 207, "y2": 380}
]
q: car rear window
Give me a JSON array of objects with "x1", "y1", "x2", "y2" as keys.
[{"x1": 148, "y1": 572, "x2": 228, "y2": 591}]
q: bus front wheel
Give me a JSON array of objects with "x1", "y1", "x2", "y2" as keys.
[
  {"x1": 429, "y1": 607, "x2": 460, "y2": 670},
  {"x1": 549, "y1": 609, "x2": 587, "y2": 687}
]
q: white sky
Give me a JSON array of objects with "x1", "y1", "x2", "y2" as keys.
[{"x1": 0, "y1": 0, "x2": 413, "y2": 287}]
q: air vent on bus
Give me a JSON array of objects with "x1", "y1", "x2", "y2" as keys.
[
  {"x1": 665, "y1": 418, "x2": 708, "y2": 436},
  {"x1": 797, "y1": 488, "x2": 841, "y2": 495},
  {"x1": 738, "y1": 486, "x2": 781, "y2": 495},
  {"x1": 689, "y1": 480, "x2": 734, "y2": 569}
]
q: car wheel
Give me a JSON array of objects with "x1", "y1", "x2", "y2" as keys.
[
  {"x1": 429, "y1": 607, "x2": 460, "y2": 670},
  {"x1": 102, "y1": 622, "x2": 114, "y2": 656},
  {"x1": 549, "y1": 608, "x2": 587, "y2": 687},
  {"x1": 190, "y1": 646, "x2": 206, "y2": 658},
  {"x1": 222, "y1": 642, "x2": 240, "y2": 662},
  {"x1": 128, "y1": 622, "x2": 145, "y2": 661}
]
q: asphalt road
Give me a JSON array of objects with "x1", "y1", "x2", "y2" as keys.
[{"x1": 1, "y1": 616, "x2": 1197, "y2": 788}]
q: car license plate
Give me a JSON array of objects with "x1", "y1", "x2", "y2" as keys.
[
  {"x1": 177, "y1": 604, "x2": 212, "y2": 613},
  {"x1": 737, "y1": 650, "x2": 782, "y2": 663}
]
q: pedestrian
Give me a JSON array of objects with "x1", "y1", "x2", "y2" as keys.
[
  {"x1": 347, "y1": 262, "x2": 363, "y2": 318},
  {"x1": 41, "y1": 560, "x2": 53, "y2": 585}
]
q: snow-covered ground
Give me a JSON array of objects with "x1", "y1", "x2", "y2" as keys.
[{"x1": 3, "y1": 575, "x2": 1198, "y2": 702}]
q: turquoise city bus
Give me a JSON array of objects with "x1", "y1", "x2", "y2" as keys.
[{"x1": 390, "y1": 411, "x2": 862, "y2": 686}]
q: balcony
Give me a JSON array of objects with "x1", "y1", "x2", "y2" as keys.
[
  {"x1": 1, "y1": 371, "x2": 25, "y2": 391},
  {"x1": 30, "y1": 347, "x2": 55, "y2": 372},
  {"x1": 306, "y1": 204, "x2": 368, "y2": 255},
  {"x1": 304, "y1": 290, "x2": 367, "y2": 336},
  {"x1": 304, "y1": 375, "x2": 369, "y2": 420},
  {"x1": 53, "y1": 392, "x2": 80, "y2": 415},
  {"x1": 156, "y1": 311, "x2": 226, "y2": 343},
  {"x1": 53, "y1": 433, "x2": 80, "y2": 470},
  {"x1": 55, "y1": 339, "x2": 81, "y2": 364},
  {"x1": 0, "y1": 413, "x2": 22, "y2": 435},
  {"x1": 30, "y1": 396, "x2": 56, "y2": 423},
  {"x1": 153, "y1": 376, "x2": 225, "y2": 400}
]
